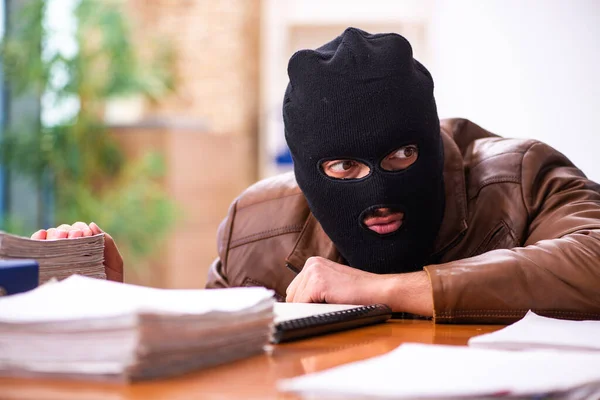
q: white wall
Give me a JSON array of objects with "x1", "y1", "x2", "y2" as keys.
[
  {"x1": 430, "y1": 0, "x2": 600, "y2": 181},
  {"x1": 260, "y1": 0, "x2": 600, "y2": 181},
  {"x1": 260, "y1": 0, "x2": 433, "y2": 178}
]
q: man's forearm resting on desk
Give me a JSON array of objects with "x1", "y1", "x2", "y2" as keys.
[
  {"x1": 285, "y1": 257, "x2": 433, "y2": 317},
  {"x1": 285, "y1": 225, "x2": 600, "y2": 322}
]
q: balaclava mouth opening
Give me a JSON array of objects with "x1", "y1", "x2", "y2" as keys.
[{"x1": 283, "y1": 27, "x2": 445, "y2": 274}]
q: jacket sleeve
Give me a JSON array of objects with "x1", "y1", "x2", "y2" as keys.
[
  {"x1": 425, "y1": 142, "x2": 600, "y2": 323},
  {"x1": 205, "y1": 200, "x2": 237, "y2": 289}
]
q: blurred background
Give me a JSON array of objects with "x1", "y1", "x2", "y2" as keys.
[{"x1": 0, "y1": 0, "x2": 598, "y2": 288}]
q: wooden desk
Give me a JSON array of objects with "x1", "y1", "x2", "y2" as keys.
[{"x1": 0, "y1": 320, "x2": 502, "y2": 400}]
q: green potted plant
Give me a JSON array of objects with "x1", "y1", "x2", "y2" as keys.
[{"x1": 0, "y1": 0, "x2": 177, "y2": 277}]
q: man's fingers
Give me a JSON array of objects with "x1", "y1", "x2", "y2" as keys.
[
  {"x1": 32, "y1": 222, "x2": 94, "y2": 240},
  {"x1": 46, "y1": 228, "x2": 68, "y2": 240},
  {"x1": 286, "y1": 274, "x2": 301, "y2": 302},
  {"x1": 287, "y1": 260, "x2": 317, "y2": 302},
  {"x1": 89, "y1": 222, "x2": 103, "y2": 235},
  {"x1": 72, "y1": 221, "x2": 93, "y2": 237},
  {"x1": 31, "y1": 229, "x2": 47, "y2": 240},
  {"x1": 290, "y1": 273, "x2": 313, "y2": 303},
  {"x1": 286, "y1": 265, "x2": 319, "y2": 303},
  {"x1": 68, "y1": 229, "x2": 83, "y2": 239}
]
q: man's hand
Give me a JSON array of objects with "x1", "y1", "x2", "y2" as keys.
[
  {"x1": 31, "y1": 222, "x2": 124, "y2": 283},
  {"x1": 286, "y1": 256, "x2": 433, "y2": 317}
]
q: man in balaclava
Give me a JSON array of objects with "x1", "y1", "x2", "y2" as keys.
[
  {"x1": 38, "y1": 28, "x2": 600, "y2": 324},
  {"x1": 280, "y1": 25, "x2": 598, "y2": 319},
  {"x1": 283, "y1": 27, "x2": 444, "y2": 276}
]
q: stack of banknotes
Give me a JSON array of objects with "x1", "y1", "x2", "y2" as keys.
[{"x1": 0, "y1": 232, "x2": 105, "y2": 283}]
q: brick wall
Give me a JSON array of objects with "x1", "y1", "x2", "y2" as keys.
[
  {"x1": 117, "y1": 0, "x2": 261, "y2": 288},
  {"x1": 128, "y1": 0, "x2": 260, "y2": 138}
]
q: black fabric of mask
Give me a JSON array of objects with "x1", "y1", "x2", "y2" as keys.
[{"x1": 283, "y1": 28, "x2": 445, "y2": 274}]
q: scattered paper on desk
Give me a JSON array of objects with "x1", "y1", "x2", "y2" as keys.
[
  {"x1": 468, "y1": 310, "x2": 600, "y2": 351},
  {"x1": 0, "y1": 275, "x2": 275, "y2": 381},
  {"x1": 0, "y1": 232, "x2": 105, "y2": 283},
  {"x1": 278, "y1": 343, "x2": 600, "y2": 399}
]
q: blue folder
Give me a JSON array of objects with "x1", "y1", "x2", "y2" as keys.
[{"x1": 0, "y1": 259, "x2": 39, "y2": 296}]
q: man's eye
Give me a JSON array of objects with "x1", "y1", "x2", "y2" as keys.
[
  {"x1": 321, "y1": 159, "x2": 370, "y2": 179},
  {"x1": 330, "y1": 160, "x2": 356, "y2": 172},
  {"x1": 380, "y1": 144, "x2": 419, "y2": 171},
  {"x1": 391, "y1": 145, "x2": 418, "y2": 160}
]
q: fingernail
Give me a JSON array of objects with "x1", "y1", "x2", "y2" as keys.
[{"x1": 91, "y1": 222, "x2": 103, "y2": 232}]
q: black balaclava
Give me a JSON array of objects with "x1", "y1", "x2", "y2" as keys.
[{"x1": 283, "y1": 28, "x2": 445, "y2": 274}]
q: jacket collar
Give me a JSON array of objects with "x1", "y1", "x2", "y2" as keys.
[
  {"x1": 285, "y1": 212, "x2": 344, "y2": 272},
  {"x1": 285, "y1": 129, "x2": 468, "y2": 271},
  {"x1": 431, "y1": 128, "x2": 469, "y2": 256}
]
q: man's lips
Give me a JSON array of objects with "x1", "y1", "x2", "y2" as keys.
[{"x1": 363, "y1": 213, "x2": 404, "y2": 235}]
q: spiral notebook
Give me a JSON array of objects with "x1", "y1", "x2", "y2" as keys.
[{"x1": 271, "y1": 303, "x2": 392, "y2": 343}]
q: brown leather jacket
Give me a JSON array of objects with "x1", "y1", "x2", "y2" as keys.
[{"x1": 207, "y1": 119, "x2": 600, "y2": 324}]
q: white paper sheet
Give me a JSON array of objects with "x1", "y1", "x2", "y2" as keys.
[
  {"x1": 0, "y1": 275, "x2": 276, "y2": 380},
  {"x1": 278, "y1": 343, "x2": 600, "y2": 399},
  {"x1": 468, "y1": 310, "x2": 600, "y2": 351},
  {"x1": 0, "y1": 275, "x2": 275, "y2": 322},
  {"x1": 274, "y1": 303, "x2": 360, "y2": 323}
]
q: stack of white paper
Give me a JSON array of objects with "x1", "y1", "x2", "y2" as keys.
[
  {"x1": 468, "y1": 310, "x2": 600, "y2": 351},
  {"x1": 278, "y1": 343, "x2": 600, "y2": 399},
  {"x1": 0, "y1": 232, "x2": 105, "y2": 283},
  {"x1": 0, "y1": 275, "x2": 274, "y2": 381}
]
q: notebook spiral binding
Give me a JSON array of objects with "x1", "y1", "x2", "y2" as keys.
[{"x1": 271, "y1": 304, "x2": 392, "y2": 343}]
